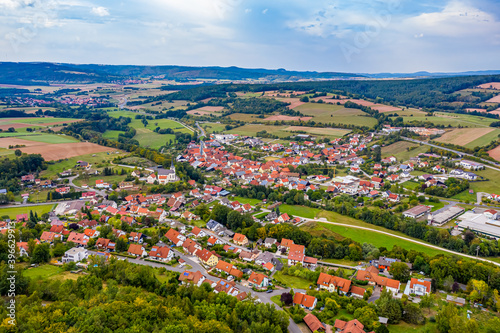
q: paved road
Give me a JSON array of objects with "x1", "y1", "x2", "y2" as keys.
[
  {"x1": 402, "y1": 137, "x2": 500, "y2": 172},
  {"x1": 196, "y1": 122, "x2": 206, "y2": 139}
]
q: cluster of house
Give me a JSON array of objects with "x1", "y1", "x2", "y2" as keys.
[{"x1": 178, "y1": 269, "x2": 248, "y2": 300}]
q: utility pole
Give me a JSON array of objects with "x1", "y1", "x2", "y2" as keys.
[{"x1": 476, "y1": 245, "x2": 480, "y2": 258}]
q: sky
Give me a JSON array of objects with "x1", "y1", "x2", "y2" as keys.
[{"x1": 0, "y1": 0, "x2": 499, "y2": 73}]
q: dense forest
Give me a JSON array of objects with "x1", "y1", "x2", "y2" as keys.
[
  {"x1": 0, "y1": 260, "x2": 289, "y2": 333},
  {"x1": 161, "y1": 74, "x2": 500, "y2": 109}
]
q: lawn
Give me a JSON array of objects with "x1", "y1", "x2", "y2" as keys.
[
  {"x1": 23, "y1": 265, "x2": 63, "y2": 279},
  {"x1": 273, "y1": 271, "x2": 312, "y2": 289},
  {"x1": 0, "y1": 204, "x2": 55, "y2": 220},
  {"x1": 232, "y1": 196, "x2": 262, "y2": 206},
  {"x1": 381, "y1": 141, "x2": 428, "y2": 161},
  {"x1": 318, "y1": 222, "x2": 449, "y2": 257},
  {"x1": 422, "y1": 200, "x2": 445, "y2": 212},
  {"x1": 279, "y1": 205, "x2": 321, "y2": 219},
  {"x1": 270, "y1": 295, "x2": 283, "y2": 306},
  {"x1": 467, "y1": 168, "x2": 500, "y2": 194}
]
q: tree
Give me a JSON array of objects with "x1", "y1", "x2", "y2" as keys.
[
  {"x1": 32, "y1": 244, "x2": 51, "y2": 264},
  {"x1": 443, "y1": 275, "x2": 454, "y2": 292},
  {"x1": 376, "y1": 289, "x2": 402, "y2": 324},
  {"x1": 436, "y1": 303, "x2": 458, "y2": 333},
  {"x1": 390, "y1": 262, "x2": 410, "y2": 282},
  {"x1": 373, "y1": 146, "x2": 381, "y2": 162},
  {"x1": 403, "y1": 302, "x2": 424, "y2": 325},
  {"x1": 52, "y1": 243, "x2": 66, "y2": 257},
  {"x1": 353, "y1": 306, "x2": 378, "y2": 331},
  {"x1": 14, "y1": 149, "x2": 22, "y2": 156},
  {"x1": 419, "y1": 293, "x2": 434, "y2": 314},
  {"x1": 115, "y1": 237, "x2": 128, "y2": 252},
  {"x1": 375, "y1": 325, "x2": 389, "y2": 333},
  {"x1": 280, "y1": 292, "x2": 293, "y2": 306}
]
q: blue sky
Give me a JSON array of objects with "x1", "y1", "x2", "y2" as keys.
[{"x1": 0, "y1": 0, "x2": 499, "y2": 73}]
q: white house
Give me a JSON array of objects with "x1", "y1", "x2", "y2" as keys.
[
  {"x1": 404, "y1": 278, "x2": 431, "y2": 296},
  {"x1": 62, "y1": 247, "x2": 88, "y2": 263}
]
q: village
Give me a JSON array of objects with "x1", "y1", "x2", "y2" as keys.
[{"x1": 5, "y1": 127, "x2": 500, "y2": 333}]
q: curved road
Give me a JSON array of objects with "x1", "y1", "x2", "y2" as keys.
[{"x1": 402, "y1": 137, "x2": 500, "y2": 172}]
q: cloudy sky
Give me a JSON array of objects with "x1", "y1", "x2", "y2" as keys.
[{"x1": 0, "y1": 0, "x2": 499, "y2": 73}]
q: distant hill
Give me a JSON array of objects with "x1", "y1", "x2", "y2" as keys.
[
  {"x1": 0, "y1": 62, "x2": 362, "y2": 85},
  {"x1": 0, "y1": 62, "x2": 124, "y2": 85},
  {"x1": 1, "y1": 62, "x2": 499, "y2": 85}
]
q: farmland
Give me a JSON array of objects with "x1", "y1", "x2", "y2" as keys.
[
  {"x1": 226, "y1": 124, "x2": 291, "y2": 138},
  {"x1": 293, "y1": 102, "x2": 378, "y2": 127},
  {"x1": 283, "y1": 126, "x2": 351, "y2": 138},
  {"x1": 0, "y1": 140, "x2": 118, "y2": 161},
  {"x1": 435, "y1": 127, "x2": 500, "y2": 148},
  {"x1": 381, "y1": 141, "x2": 428, "y2": 161}
]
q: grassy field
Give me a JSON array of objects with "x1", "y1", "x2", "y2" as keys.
[
  {"x1": 202, "y1": 122, "x2": 226, "y2": 133},
  {"x1": 450, "y1": 168, "x2": 500, "y2": 202},
  {"x1": 273, "y1": 271, "x2": 312, "y2": 289},
  {"x1": 72, "y1": 173, "x2": 127, "y2": 187},
  {"x1": 23, "y1": 265, "x2": 63, "y2": 279},
  {"x1": 0, "y1": 117, "x2": 77, "y2": 126},
  {"x1": 270, "y1": 295, "x2": 283, "y2": 306},
  {"x1": 102, "y1": 130, "x2": 124, "y2": 139},
  {"x1": 0, "y1": 204, "x2": 55, "y2": 219},
  {"x1": 42, "y1": 151, "x2": 126, "y2": 177},
  {"x1": 279, "y1": 205, "x2": 320, "y2": 219},
  {"x1": 0, "y1": 147, "x2": 15, "y2": 157},
  {"x1": 381, "y1": 141, "x2": 428, "y2": 161},
  {"x1": 133, "y1": 128, "x2": 175, "y2": 149},
  {"x1": 318, "y1": 223, "x2": 448, "y2": 257},
  {"x1": 15, "y1": 134, "x2": 79, "y2": 144},
  {"x1": 232, "y1": 196, "x2": 263, "y2": 206},
  {"x1": 391, "y1": 112, "x2": 494, "y2": 128}
]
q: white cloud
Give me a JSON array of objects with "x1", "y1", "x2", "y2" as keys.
[
  {"x1": 414, "y1": 33, "x2": 424, "y2": 38},
  {"x1": 0, "y1": 0, "x2": 21, "y2": 9},
  {"x1": 91, "y1": 6, "x2": 110, "y2": 17},
  {"x1": 404, "y1": 0, "x2": 499, "y2": 37},
  {"x1": 244, "y1": 8, "x2": 251, "y2": 14},
  {"x1": 262, "y1": 8, "x2": 268, "y2": 14}
]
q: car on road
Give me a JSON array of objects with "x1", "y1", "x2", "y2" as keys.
[{"x1": 266, "y1": 290, "x2": 273, "y2": 293}]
